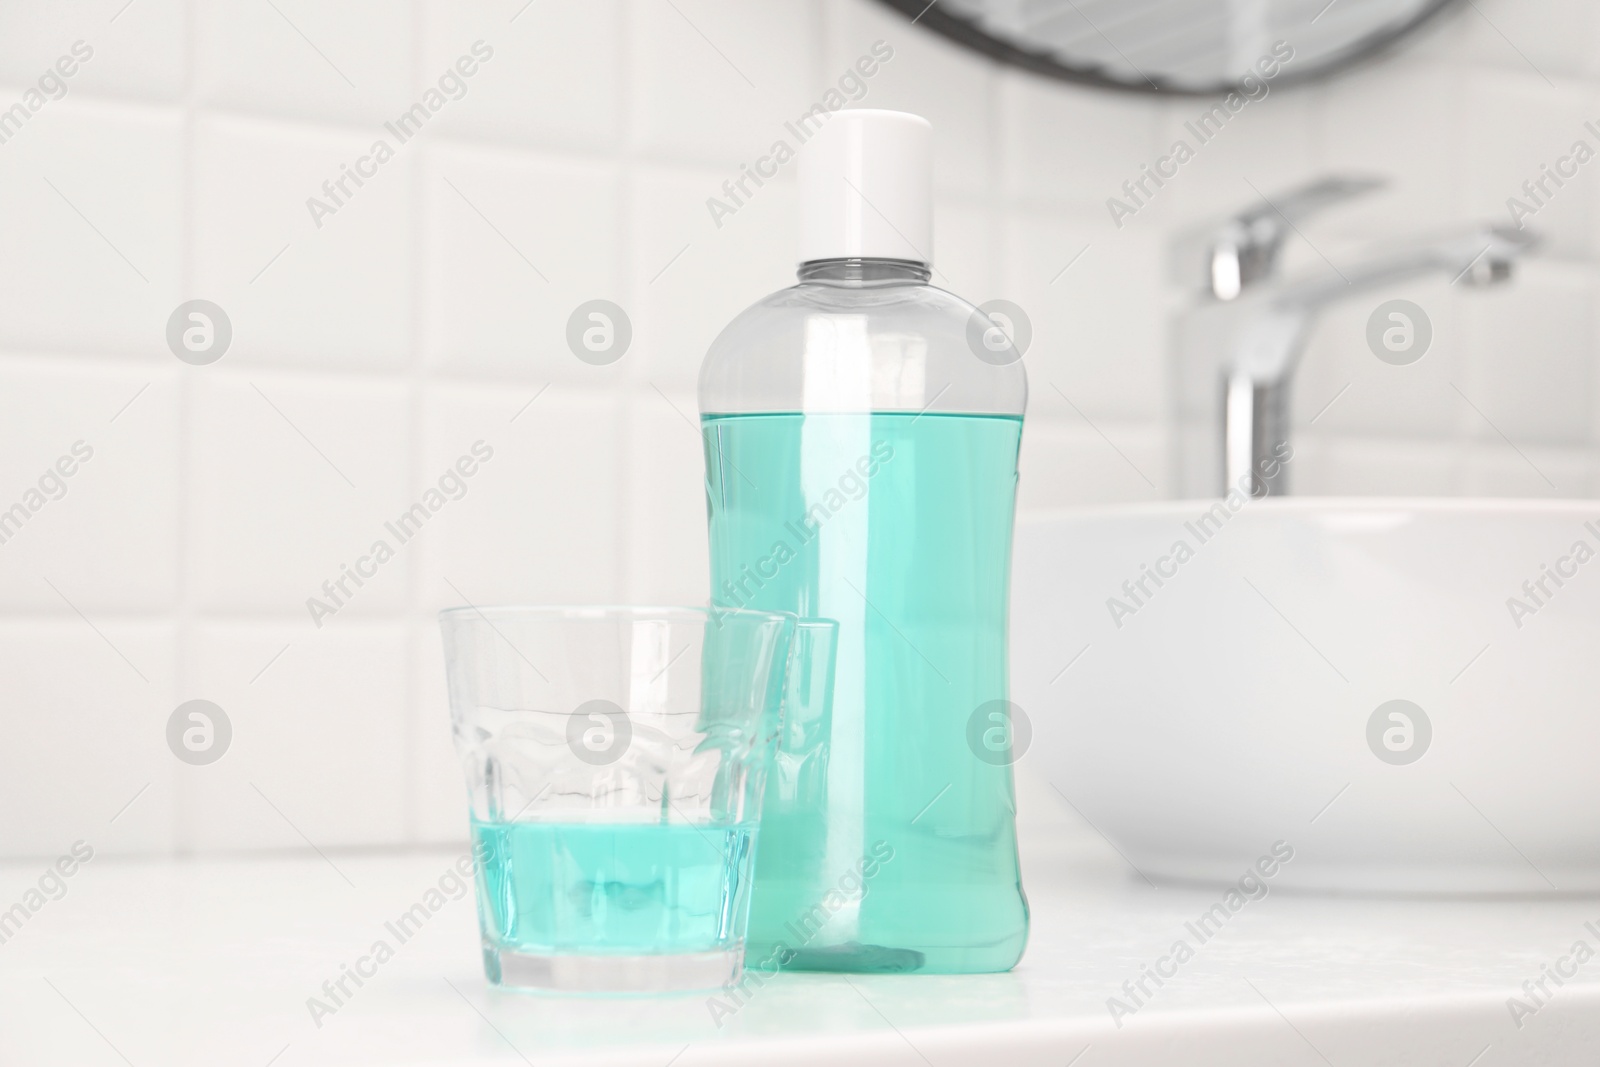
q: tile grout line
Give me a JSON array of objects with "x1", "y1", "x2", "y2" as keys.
[
  {"x1": 617, "y1": 0, "x2": 638, "y2": 604},
  {"x1": 987, "y1": 24, "x2": 1002, "y2": 311},
  {"x1": 172, "y1": 0, "x2": 200, "y2": 860},
  {"x1": 404, "y1": 0, "x2": 429, "y2": 848}
]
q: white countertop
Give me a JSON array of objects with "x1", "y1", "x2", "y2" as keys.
[{"x1": 4, "y1": 814, "x2": 1599, "y2": 1067}]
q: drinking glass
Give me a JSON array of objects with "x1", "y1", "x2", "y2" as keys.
[{"x1": 439, "y1": 605, "x2": 827, "y2": 994}]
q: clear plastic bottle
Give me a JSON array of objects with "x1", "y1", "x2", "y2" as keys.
[{"x1": 698, "y1": 110, "x2": 1028, "y2": 973}]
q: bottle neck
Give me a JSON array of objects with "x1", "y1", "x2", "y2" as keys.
[{"x1": 797, "y1": 258, "x2": 931, "y2": 286}]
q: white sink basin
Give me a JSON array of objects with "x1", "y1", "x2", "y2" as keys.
[{"x1": 1013, "y1": 498, "x2": 1600, "y2": 893}]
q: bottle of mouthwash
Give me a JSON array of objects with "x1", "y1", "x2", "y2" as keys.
[{"x1": 700, "y1": 109, "x2": 1028, "y2": 973}]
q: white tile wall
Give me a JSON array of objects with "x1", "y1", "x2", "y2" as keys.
[
  {"x1": 194, "y1": 0, "x2": 416, "y2": 125},
  {"x1": 183, "y1": 620, "x2": 410, "y2": 851},
  {"x1": 1459, "y1": 0, "x2": 1600, "y2": 82},
  {"x1": 1291, "y1": 275, "x2": 1469, "y2": 441},
  {"x1": 1312, "y1": 61, "x2": 1464, "y2": 238},
  {"x1": 2, "y1": 0, "x2": 1597, "y2": 857},
  {"x1": 0, "y1": 98, "x2": 184, "y2": 357},
  {"x1": 630, "y1": 0, "x2": 820, "y2": 169},
  {"x1": 1462, "y1": 260, "x2": 1598, "y2": 446},
  {"x1": 0, "y1": 618, "x2": 176, "y2": 857},
  {"x1": 999, "y1": 68, "x2": 1159, "y2": 207},
  {"x1": 1461, "y1": 69, "x2": 1597, "y2": 261},
  {"x1": 623, "y1": 384, "x2": 711, "y2": 609},
  {"x1": 0, "y1": 358, "x2": 180, "y2": 612},
  {"x1": 419, "y1": 0, "x2": 624, "y2": 152},
  {"x1": 0, "y1": 2, "x2": 188, "y2": 102},
  {"x1": 417, "y1": 383, "x2": 624, "y2": 612},
  {"x1": 1001, "y1": 206, "x2": 1168, "y2": 423},
  {"x1": 420, "y1": 142, "x2": 623, "y2": 383},
  {"x1": 1154, "y1": 81, "x2": 1318, "y2": 226},
  {"x1": 632, "y1": 162, "x2": 798, "y2": 389},
  {"x1": 188, "y1": 371, "x2": 413, "y2": 613},
  {"x1": 192, "y1": 115, "x2": 415, "y2": 372}
]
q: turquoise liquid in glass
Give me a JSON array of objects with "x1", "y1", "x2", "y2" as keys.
[
  {"x1": 702, "y1": 410, "x2": 1029, "y2": 973},
  {"x1": 471, "y1": 819, "x2": 757, "y2": 959}
]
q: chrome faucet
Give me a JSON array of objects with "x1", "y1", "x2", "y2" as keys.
[{"x1": 1170, "y1": 176, "x2": 1538, "y2": 498}]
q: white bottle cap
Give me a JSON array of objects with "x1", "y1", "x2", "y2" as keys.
[{"x1": 798, "y1": 109, "x2": 932, "y2": 265}]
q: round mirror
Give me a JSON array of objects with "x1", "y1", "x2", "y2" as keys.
[{"x1": 875, "y1": 0, "x2": 1459, "y2": 94}]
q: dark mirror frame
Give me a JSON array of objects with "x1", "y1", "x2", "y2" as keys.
[{"x1": 873, "y1": 0, "x2": 1462, "y2": 95}]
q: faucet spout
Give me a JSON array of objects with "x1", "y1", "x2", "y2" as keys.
[{"x1": 1277, "y1": 224, "x2": 1534, "y2": 312}]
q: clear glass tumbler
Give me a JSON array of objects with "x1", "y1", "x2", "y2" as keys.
[{"x1": 439, "y1": 605, "x2": 821, "y2": 995}]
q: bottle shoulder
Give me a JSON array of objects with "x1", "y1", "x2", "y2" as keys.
[{"x1": 699, "y1": 280, "x2": 1028, "y2": 416}]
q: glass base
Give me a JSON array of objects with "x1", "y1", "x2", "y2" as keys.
[{"x1": 483, "y1": 942, "x2": 744, "y2": 995}]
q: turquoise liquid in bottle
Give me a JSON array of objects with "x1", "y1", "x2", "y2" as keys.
[{"x1": 703, "y1": 410, "x2": 1029, "y2": 973}]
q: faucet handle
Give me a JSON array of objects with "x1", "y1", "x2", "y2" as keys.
[
  {"x1": 1237, "y1": 175, "x2": 1388, "y2": 227},
  {"x1": 1172, "y1": 174, "x2": 1387, "y2": 300}
]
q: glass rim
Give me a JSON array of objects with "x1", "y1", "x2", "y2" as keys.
[{"x1": 436, "y1": 603, "x2": 795, "y2": 626}]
